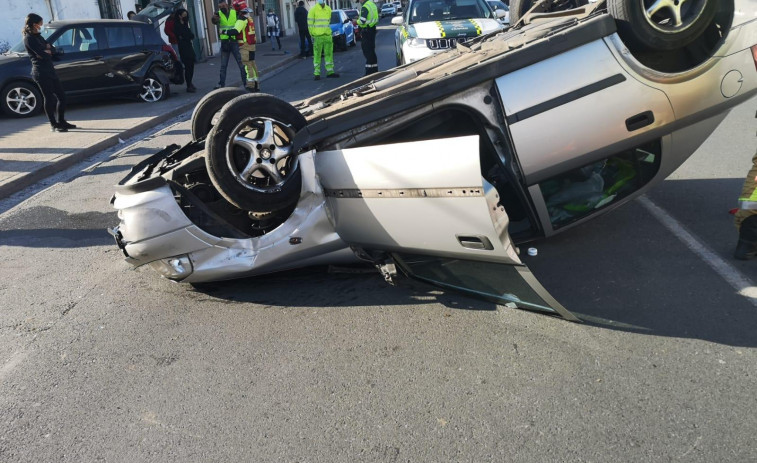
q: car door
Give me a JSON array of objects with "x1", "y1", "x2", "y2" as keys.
[
  {"x1": 314, "y1": 135, "x2": 578, "y2": 320},
  {"x1": 101, "y1": 25, "x2": 150, "y2": 93},
  {"x1": 50, "y1": 25, "x2": 110, "y2": 94}
]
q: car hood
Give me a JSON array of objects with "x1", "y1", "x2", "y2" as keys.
[
  {"x1": 0, "y1": 53, "x2": 28, "y2": 65},
  {"x1": 408, "y1": 18, "x2": 502, "y2": 39}
]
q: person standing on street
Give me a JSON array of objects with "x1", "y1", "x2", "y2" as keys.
[
  {"x1": 308, "y1": 0, "x2": 339, "y2": 80},
  {"x1": 734, "y1": 150, "x2": 757, "y2": 260},
  {"x1": 237, "y1": 7, "x2": 260, "y2": 92},
  {"x1": 266, "y1": 9, "x2": 282, "y2": 51},
  {"x1": 212, "y1": 0, "x2": 247, "y2": 89},
  {"x1": 22, "y1": 13, "x2": 75, "y2": 133},
  {"x1": 357, "y1": 0, "x2": 379, "y2": 75},
  {"x1": 295, "y1": 1, "x2": 313, "y2": 59},
  {"x1": 164, "y1": 12, "x2": 179, "y2": 55},
  {"x1": 174, "y1": 8, "x2": 197, "y2": 93}
]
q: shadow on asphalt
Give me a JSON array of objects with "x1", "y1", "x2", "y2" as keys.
[
  {"x1": 189, "y1": 266, "x2": 500, "y2": 312},
  {"x1": 0, "y1": 206, "x2": 116, "y2": 247}
]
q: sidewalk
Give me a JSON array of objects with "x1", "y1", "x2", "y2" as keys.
[{"x1": 0, "y1": 33, "x2": 304, "y2": 199}]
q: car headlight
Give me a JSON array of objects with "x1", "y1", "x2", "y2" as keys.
[
  {"x1": 332, "y1": 30, "x2": 340, "y2": 37},
  {"x1": 148, "y1": 255, "x2": 193, "y2": 281},
  {"x1": 407, "y1": 37, "x2": 427, "y2": 48}
]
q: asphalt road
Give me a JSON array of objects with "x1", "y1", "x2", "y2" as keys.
[{"x1": 1, "y1": 19, "x2": 756, "y2": 462}]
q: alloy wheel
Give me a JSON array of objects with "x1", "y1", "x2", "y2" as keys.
[
  {"x1": 643, "y1": 0, "x2": 708, "y2": 34},
  {"x1": 140, "y1": 78, "x2": 164, "y2": 102},
  {"x1": 6, "y1": 87, "x2": 37, "y2": 115},
  {"x1": 226, "y1": 117, "x2": 298, "y2": 193}
]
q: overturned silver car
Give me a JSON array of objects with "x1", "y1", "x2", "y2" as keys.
[{"x1": 111, "y1": 0, "x2": 757, "y2": 320}]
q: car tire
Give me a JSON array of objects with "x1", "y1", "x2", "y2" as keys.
[
  {"x1": 350, "y1": 34, "x2": 357, "y2": 47},
  {"x1": 139, "y1": 72, "x2": 169, "y2": 103},
  {"x1": 509, "y1": 0, "x2": 588, "y2": 24},
  {"x1": 339, "y1": 34, "x2": 348, "y2": 51},
  {"x1": 607, "y1": 0, "x2": 717, "y2": 51},
  {"x1": 1, "y1": 81, "x2": 42, "y2": 118},
  {"x1": 190, "y1": 87, "x2": 248, "y2": 141},
  {"x1": 205, "y1": 94, "x2": 307, "y2": 213}
]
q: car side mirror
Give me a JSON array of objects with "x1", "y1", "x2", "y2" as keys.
[
  {"x1": 344, "y1": 18, "x2": 351, "y2": 24},
  {"x1": 391, "y1": 16, "x2": 403, "y2": 25},
  {"x1": 495, "y1": 8, "x2": 507, "y2": 19}
]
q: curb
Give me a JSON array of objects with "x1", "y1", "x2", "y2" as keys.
[{"x1": 0, "y1": 54, "x2": 300, "y2": 199}]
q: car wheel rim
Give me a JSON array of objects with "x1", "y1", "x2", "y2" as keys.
[
  {"x1": 643, "y1": 0, "x2": 708, "y2": 34},
  {"x1": 226, "y1": 117, "x2": 299, "y2": 193},
  {"x1": 140, "y1": 78, "x2": 163, "y2": 102},
  {"x1": 6, "y1": 87, "x2": 36, "y2": 115}
]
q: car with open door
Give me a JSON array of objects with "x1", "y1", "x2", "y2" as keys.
[
  {"x1": 0, "y1": 19, "x2": 174, "y2": 118},
  {"x1": 110, "y1": 0, "x2": 757, "y2": 321}
]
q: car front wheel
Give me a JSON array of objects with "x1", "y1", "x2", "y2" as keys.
[
  {"x1": 205, "y1": 94, "x2": 307, "y2": 213},
  {"x1": 139, "y1": 72, "x2": 168, "y2": 103},
  {"x1": 190, "y1": 87, "x2": 248, "y2": 141},
  {"x1": 1, "y1": 81, "x2": 42, "y2": 118}
]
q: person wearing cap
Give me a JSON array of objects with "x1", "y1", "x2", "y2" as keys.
[
  {"x1": 212, "y1": 0, "x2": 246, "y2": 89},
  {"x1": 237, "y1": 6, "x2": 260, "y2": 92},
  {"x1": 734, "y1": 150, "x2": 757, "y2": 260},
  {"x1": 357, "y1": 0, "x2": 379, "y2": 75},
  {"x1": 308, "y1": 0, "x2": 339, "y2": 80}
]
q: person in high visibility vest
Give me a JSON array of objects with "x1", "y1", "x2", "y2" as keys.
[
  {"x1": 357, "y1": 0, "x2": 379, "y2": 75},
  {"x1": 237, "y1": 7, "x2": 260, "y2": 92},
  {"x1": 734, "y1": 150, "x2": 757, "y2": 260},
  {"x1": 308, "y1": 0, "x2": 339, "y2": 80},
  {"x1": 211, "y1": 0, "x2": 246, "y2": 89}
]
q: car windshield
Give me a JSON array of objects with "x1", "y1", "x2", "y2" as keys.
[
  {"x1": 408, "y1": 0, "x2": 493, "y2": 23},
  {"x1": 381, "y1": 4, "x2": 393, "y2": 10},
  {"x1": 487, "y1": 0, "x2": 508, "y2": 10},
  {"x1": 330, "y1": 11, "x2": 341, "y2": 24},
  {"x1": 8, "y1": 26, "x2": 57, "y2": 54}
]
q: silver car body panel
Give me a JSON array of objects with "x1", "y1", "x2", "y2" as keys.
[
  {"x1": 315, "y1": 135, "x2": 521, "y2": 263},
  {"x1": 114, "y1": 152, "x2": 356, "y2": 282}
]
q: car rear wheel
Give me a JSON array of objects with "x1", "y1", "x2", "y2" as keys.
[
  {"x1": 139, "y1": 72, "x2": 168, "y2": 103},
  {"x1": 190, "y1": 87, "x2": 248, "y2": 141},
  {"x1": 608, "y1": 0, "x2": 717, "y2": 51},
  {"x1": 205, "y1": 94, "x2": 307, "y2": 213},
  {"x1": 338, "y1": 34, "x2": 348, "y2": 51},
  {"x1": 1, "y1": 81, "x2": 42, "y2": 118}
]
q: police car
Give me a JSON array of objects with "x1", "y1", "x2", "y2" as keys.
[{"x1": 393, "y1": 0, "x2": 505, "y2": 65}]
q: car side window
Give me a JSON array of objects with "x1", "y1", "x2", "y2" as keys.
[
  {"x1": 133, "y1": 26, "x2": 145, "y2": 46},
  {"x1": 106, "y1": 26, "x2": 137, "y2": 48},
  {"x1": 54, "y1": 27, "x2": 100, "y2": 52}
]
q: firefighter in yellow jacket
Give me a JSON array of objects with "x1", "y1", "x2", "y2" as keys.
[
  {"x1": 734, "y1": 150, "x2": 757, "y2": 260},
  {"x1": 308, "y1": 0, "x2": 339, "y2": 80},
  {"x1": 237, "y1": 7, "x2": 260, "y2": 92}
]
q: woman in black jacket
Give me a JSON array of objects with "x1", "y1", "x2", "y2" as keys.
[
  {"x1": 174, "y1": 9, "x2": 197, "y2": 93},
  {"x1": 22, "y1": 13, "x2": 76, "y2": 132}
]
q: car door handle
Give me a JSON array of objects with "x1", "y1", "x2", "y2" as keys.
[
  {"x1": 456, "y1": 235, "x2": 494, "y2": 251},
  {"x1": 92, "y1": 55, "x2": 103, "y2": 60},
  {"x1": 626, "y1": 111, "x2": 655, "y2": 132}
]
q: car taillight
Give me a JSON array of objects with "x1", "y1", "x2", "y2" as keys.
[{"x1": 162, "y1": 44, "x2": 178, "y2": 61}]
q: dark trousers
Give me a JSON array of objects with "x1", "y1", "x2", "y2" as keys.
[
  {"x1": 361, "y1": 26, "x2": 378, "y2": 75},
  {"x1": 34, "y1": 74, "x2": 66, "y2": 125},
  {"x1": 298, "y1": 28, "x2": 312, "y2": 56},
  {"x1": 179, "y1": 49, "x2": 195, "y2": 87},
  {"x1": 218, "y1": 41, "x2": 246, "y2": 86}
]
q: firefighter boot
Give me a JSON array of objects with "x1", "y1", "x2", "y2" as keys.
[{"x1": 734, "y1": 214, "x2": 757, "y2": 260}]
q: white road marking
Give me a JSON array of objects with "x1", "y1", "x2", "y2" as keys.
[{"x1": 638, "y1": 195, "x2": 757, "y2": 307}]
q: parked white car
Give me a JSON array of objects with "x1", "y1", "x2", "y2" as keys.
[{"x1": 381, "y1": 3, "x2": 397, "y2": 17}]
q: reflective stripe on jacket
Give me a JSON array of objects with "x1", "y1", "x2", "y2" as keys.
[
  {"x1": 218, "y1": 9, "x2": 239, "y2": 40},
  {"x1": 236, "y1": 18, "x2": 256, "y2": 45},
  {"x1": 308, "y1": 4, "x2": 332, "y2": 37},
  {"x1": 358, "y1": 0, "x2": 379, "y2": 28}
]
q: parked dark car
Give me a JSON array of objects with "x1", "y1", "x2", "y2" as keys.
[{"x1": 0, "y1": 19, "x2": 175, "y2": 118}]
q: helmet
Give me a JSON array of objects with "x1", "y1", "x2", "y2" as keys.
[
  {"x1": 242, "y1": 7, "x2": 254, "y2": 13},
  {"x1": 232, "y1": 0, "x2": 248, "y2": 10}
]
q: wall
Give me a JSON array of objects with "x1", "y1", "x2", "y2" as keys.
[{"x1": 0, "y1": 0, "x2": 101, "y2": 49}]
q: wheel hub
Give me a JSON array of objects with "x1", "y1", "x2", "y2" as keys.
[{"x1": 644, "y1": 0, "x2": 706, "y2": 33}]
